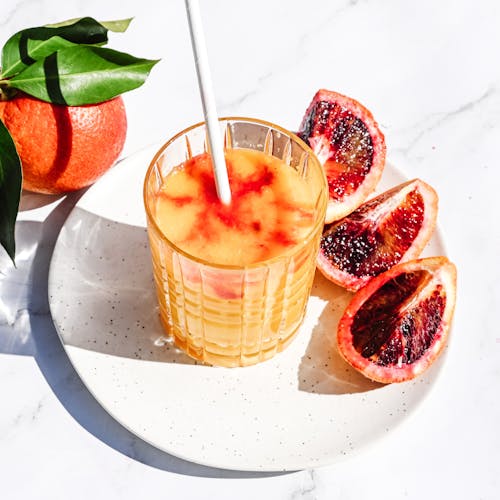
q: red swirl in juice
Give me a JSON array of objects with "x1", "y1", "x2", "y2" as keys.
[{"x1": 154, "y1": 148, "x2": 317, "y2": 266}]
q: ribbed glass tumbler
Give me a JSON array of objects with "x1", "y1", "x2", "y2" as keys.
[{"x1": 144, "y1": 118, "x2": 327, "y2": 367}]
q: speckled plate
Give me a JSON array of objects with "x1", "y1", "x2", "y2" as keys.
[{"x1": 48, "y1": 145, "x2": 449, "y2": 471}]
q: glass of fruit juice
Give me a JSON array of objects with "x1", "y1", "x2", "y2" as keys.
[{"x1": 144, "y1": 118, "x2": 327, "y2": 367}]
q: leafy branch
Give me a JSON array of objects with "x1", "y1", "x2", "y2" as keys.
[{"x1": 0, "y1": 16, "x2": 159, "y2": 263}]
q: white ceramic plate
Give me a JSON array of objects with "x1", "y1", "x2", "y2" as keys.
[{"x1": 48, "y1": 145, "x2": 449, "y2": 471}]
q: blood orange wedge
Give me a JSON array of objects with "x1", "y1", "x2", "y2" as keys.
[
  {"x1": 317, "y1": 179, "x2": 438, "y2": 291},
  {"x1": 337, "y1": 257, "x2": 457, "y2": 383},
  {"x1": 298, "y1": 89, "x2": 386, "y2": 223}
]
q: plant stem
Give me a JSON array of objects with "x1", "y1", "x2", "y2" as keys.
[{"x1": 0, "y1": 82, "x2": 17, "y2": 101}]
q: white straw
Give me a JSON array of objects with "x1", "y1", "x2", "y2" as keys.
[{"x1": 185, "y1": 0, "x2": 232, "y2": 205}]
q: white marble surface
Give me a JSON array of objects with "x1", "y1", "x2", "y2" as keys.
[{"x1": 0, "y1": 0, "x2": 499, "y2": 498}]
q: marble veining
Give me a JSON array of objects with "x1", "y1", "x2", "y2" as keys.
[
  {"x1": 396, "y1": 86, "x2": 497, "y2": 156},
  {"x1": 291, "y1": 469, "x2": 317, "y2": 499}
]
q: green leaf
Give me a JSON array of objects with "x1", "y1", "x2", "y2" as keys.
[
  {"x1": 1, "y1": 36, "x2": 79, "y2": 79},
  {"x1": 0, "y1": 120, "x2": 22, "y2": 263},
  {"x1": 7, "y1": 46, "x2": 159, "y2": 105},
  {"x1": 46, "y1": 17, "x2": 132, "y2": 32},
  {"x1": 99, "y1": 18, "x2": 133, "y2": 33},
  {"x1": 1, "y1": 17, "x2": 110, "y2": 78}
]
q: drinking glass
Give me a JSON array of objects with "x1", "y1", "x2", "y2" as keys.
[{"x1": 144, "y1": 117, "x2": 327, "y2": 367}]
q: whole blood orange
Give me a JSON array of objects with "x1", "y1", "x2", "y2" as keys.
[
  {"x1": 317, "y1": 179, "x2": 438, "y2": 291},
  {"x1": 337, "y1": 257, "x2": 457, "y2": 383},
  {"x1": 298, "y1": 89, "x2": 386, "y2": 223},
  {"x1": 0, "y1": 94, "x2": 127, "y2": 194}
]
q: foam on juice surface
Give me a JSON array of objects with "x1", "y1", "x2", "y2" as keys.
[{"x1": 155, "y1": 148, "x2": 316, "y2": 266}]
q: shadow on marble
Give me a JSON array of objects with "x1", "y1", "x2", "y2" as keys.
[
  {"x1": 298, "y1": 272, "x2": 383, "y2": 395},
  {"x1": 1, "y1": 192, "x2": 286, "y2": 478},
  {"x1": 0, "y1": 222, "x2": 42, "y2": 356},
  {"x1": 19, "y1": 190, "x2": 65, "y2": 211}
]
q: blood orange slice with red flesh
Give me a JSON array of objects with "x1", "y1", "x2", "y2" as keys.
[
  {"x1": 298, "y1": 89, "x2": 386, "y2": 223},
  {"x1": 317, "y1": 178, "x2": 438, "y2": 291},
  {"x1": 337, "y1": 257, "x2": 457, "y2": 383}
]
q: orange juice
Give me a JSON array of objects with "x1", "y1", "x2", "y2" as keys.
[
  {"x1": 144, "y1": 118, "x2": 327, "y2": 366},
  {"x1": 155, "y1": 149, "x2": 316, "y2": 266}
]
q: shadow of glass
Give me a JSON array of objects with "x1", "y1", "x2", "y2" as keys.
[
  {"x1": 50, "y1": 206, "x2": 196, "y2": 365},
  {"x1": 2, "y1": 194, "x2": 283, "y2": 478},
  {"x1": 297, "y1": 271, "x2": 383, "y2": 395}
]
